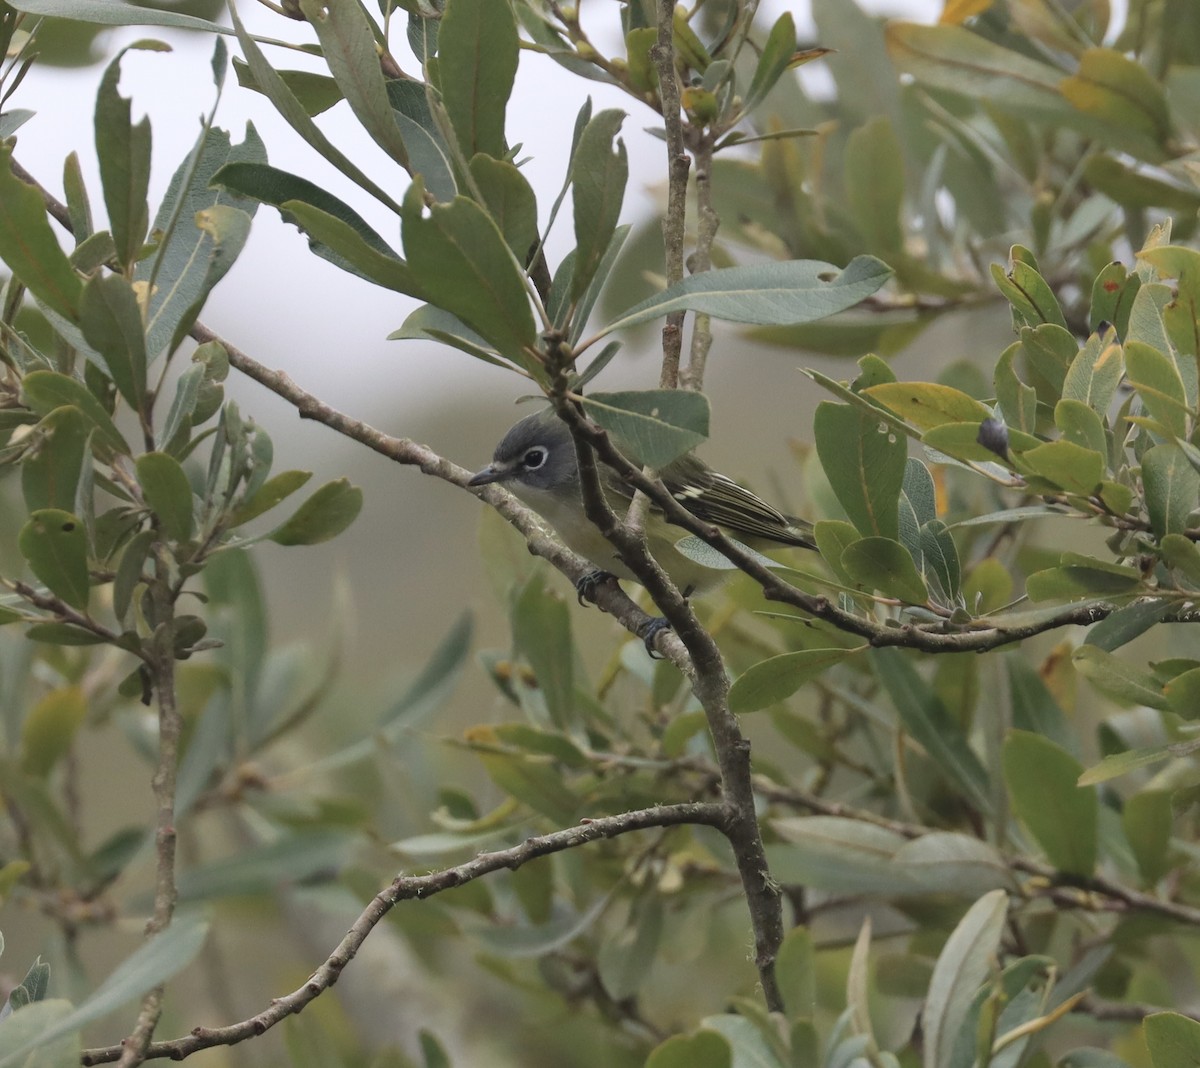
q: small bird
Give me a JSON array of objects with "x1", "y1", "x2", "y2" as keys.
[{"x1": 468, "y1": 407, "x2": 815, "y2": 597}]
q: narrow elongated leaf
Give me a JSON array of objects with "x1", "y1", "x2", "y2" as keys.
[
  {"x1": 439, "y1": 0, "x2": 518, "y2": 159},
  {"x1": 18, "y1": 509, "x2": 90, "y2": 610},
  {"x1": 0, "y1": 144, "x2": 82, "y2": 321},
  {"x1": 581, "y1": 389, "x2": 709, "y2": 467},
  {"x1": 1079, "y1": 739, "x2": 1200, "y2": 785},
  {"x1": 770, "y1": 816, "x2": 908, "y2": 893},
  {"x1": 729, "y1": 647, "x2": 858, "y2": 712},
  {"x1": 95, "y1": 44, "x2": 160, "y2": 267},
  {"x1": 79, "y1": 273, "x2": 147, "y2": 411},
  {"x1": 1073, "y1": 645, "x2": 1168, "y2": 709},
  {"x1": 9, "y1": 0, "x2": 224, "y2": 31},
  {"x1": 1062, "y1": 325, "x2": 1123, "y2": 411},
  {"x1": 298, "y1": 0, "x2": 410, "y2": 169},
  {"x1": 512, "y1": 578, "x2": 574, "y2": 731},
  {"x1": 226, "y1": 1, "x2": 402, "y2": 214},
  {"x1": 871, "y1": 647, "x2": 991, "y2": 813},
  {"x1": 139, "y1": 126, "x2": 263, "y2": 359},
  {"x1": 284, "y1": 200, "x2": 422, "y2": 295},
  {"x1": 1124, "y1": 791, "x2": 1172, "y2": 885},
  {"x1": 745, "y1": 11, "x2": 796, "y2": 109},
  {"x1": 230, "y1": 470, "x2": 312, "y2": 527},
  {"x1": 600, "y1": 256, "x2": 892, "y2": 335},
  {"x1": 570, "y1": 110, "x2": 627, "y2": 301},
  {"x1": 922, "y1": 889, "x2": 1008, "y2": 1068},
  {"x1": 1004, "y1": 731, "x2": 1096, "y2": 875},
  {"x1": 401, "y1": 184, "x2": 537, "y2": 367},
  {"x1": 846, "y1": 117, "x2": 903, "y2": 253}
]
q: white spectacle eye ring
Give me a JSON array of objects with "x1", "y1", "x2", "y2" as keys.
[{"x1": 523, "y1": 446, "x2": 548, "y2": 470}]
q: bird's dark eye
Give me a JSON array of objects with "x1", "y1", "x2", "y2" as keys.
[{"x1": 523, "y1": 446, "x2": 548, "y2": 470}]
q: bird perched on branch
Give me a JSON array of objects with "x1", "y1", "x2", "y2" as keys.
[{"x1": 468, "y1": 407, "x2": 815, "y2": 599}]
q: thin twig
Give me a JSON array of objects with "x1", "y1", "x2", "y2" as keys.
[{"x1": 79, "y1": 803, "x2": 726, "y2": 1065}]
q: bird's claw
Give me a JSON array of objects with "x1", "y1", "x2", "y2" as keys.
[
  {"x1": 638, "y1": 616, "x2": 671, "y2": 658},
  {"x1": 575, "y1": 568, "x2": 616, "y2": 606}
]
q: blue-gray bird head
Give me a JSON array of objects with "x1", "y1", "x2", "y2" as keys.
[{"x1": 467, "y1": 409, "x2": 580, "y2": 494}]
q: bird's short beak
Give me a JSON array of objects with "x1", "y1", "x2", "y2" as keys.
[{"x1": 467, "y1": 463, "x2": 507, "y2": 487}]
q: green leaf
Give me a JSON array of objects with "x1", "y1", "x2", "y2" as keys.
[
  {"x1": 469, "y1": 155, "x2": 538, "y2": 262},
  {"x1": 232, "y1": 56, "x2": 341, "y2": 117},
  {"x1": 1052, "y1": 382, "x2": 1105, "y2": 446},
  {"x1": 1162, "y1": 533, "x2": 1200, "y2": 586},
  {"x1": 600, "y1": 255, "x2": 892, "y2": 335},
  {"x1": 1020, "y1": 323, "x2": 1078, "y2": 400},
  {"x1": 18, "y1": 509, "x2": 90, "y2": 610},
  {"x1": 812, "y1": 519, "x2": 860, "y2": 586},
  {"x1": 139, "y1": 126, "x2": 262, "y2": 359},
  {"x1": 1126, "y1": 341, "x2": 1189, "y2": 439},
  {"x1": 113, "y1": 527, "x2": 153, "y2": 625},
  {"x1": 1145, "y1": 1012, "x2": 1200, "y2": 1068},
  {"x1": 9, "y1": 0, "x2": 224, "y2": 32},
  {"x1": 729, "y1": 647, "x2": 858, "y2": 712},
  {"x1": 1090, "y1": 261, "x2": 1141, "y2": 337},
  {"x1": 0, "y1": 145, "x2": 83, "y2": 322},
  {"x1": 1062, "y1": 325, "x2": 1123, "y2": 412},
  {"x1": 79, "y1": 273, "x2": 147, "y2": 411},
  {"x1": 136, "y1": 452, "x2": 194, "y2": 542},
  {"x1": 230, "y1": 470, "x2": 313, "y2": 527},
  {"x1": 871, "y1": 647, "x2": 991, "y2": 813},
  {"x1": 1003, "y1": 730, "x2": 1096, "y2": 876},
  {"x1": 1016, "y1": 440, "x2": 1105, "y2": 496},
  {"x1": 298, "y1": 0, "x2": 410, "y2": 170},
  {"x1": 769, "y1": 816, "x2": 907, "y2": 893},
  {"x1": 814, "y1": 401, "x2": 906, "y2": 539},
  {"x1": 1079, "y1": 739, "x2": 1200, "y2": 785},
  {"x1": 20, "y1": 685, "x2": 87, "y2": 776},
  {"x1": 1025, "y1": 561, "x2": 1142, "y2": 601},
  {"x1": 570, "y1": 109, "x2": 627, "y2": 302},
  {"x1": 846, "y1": 117, "x2": 904, "y2": 253},
  {"x1": 1123, "y1": 791, "x2": 1172, "y2": 885},
  {"x1": 1060, "y1": 48, "x2": 1170, "y2": 153},
  {"x1": 225, "y1": 1, "x2": 402, "y2": 214},
  {"x1": 775, "y1": 926, "x2": 816, "y2": 1021},
  {"x1": 0, "y1": 1001, "x2": 79, "y2": 1068},
  {"x1": 864, "y1": 381, "x2": 993, "y2": 431},
  {"x1": 401, "y1": 184, "x2": 537, "y2": 368},
  {"x1": 1073, "y1": 644, "x2": 1168, "y2": 710},
  {"x1": 390, "y1": 81, "x2": 457, "y2": 203},
  {"x1": 177, "y1": 831, "x2": 350, "y2": 901},
  {"x1": 511, "y1": 578, "x2": 575, "y2": 731},
  {"x1": 0, "y1": 913, "x2": 208, "y2": 1068},
  {"x1": 1143, "y1": 444, "x2": 1200, "y2": 537},
  {"x1": 24, "y1": 622, "x2": 106, "y2": 645},
  {"x1": 282, "y1": 200, "x2": 423, "y2": 295},
  {"x1": 991, "y1": 249, "x2": 1068, "y2": 330},
  {"x1": 1085, "y1": 598, "x2": 1173, "y2": 651},
  {"x1": 438, "y1": 0, "x2": 518, "y2": 160},
  {"x1": 841, "y1": 537, "x2": 929, "y2": 603},
  {"x1": 21, "y1": 371, "x2": 127, "y2": 456},
  {"x1": 390, "y1": 304, "x2": 507, "y2": 367},
  {"x1": 1166, "y1": 668, "x2": 1200, "y2": 721},
  {"x1": 580, "y1": 389, "x2": 709, "y2": 467},
  {"x1": 745, "y1": 11, "x2": 796, "y2": 110},
  {"x1": 921, "y1": 889, "x2": 1008, "y2": 1068},
  {"x1": 21, "y1": 405, "x2": 89, "y2": 515},
  {"x1": 267, "y1": 478, "x2": 362, "y2": 546},
  {"x1": 645, "y1": 1030, "x2": 731, "y2": 1068},
  {"x1": 476, "y1": 746, "x2": 578, "y2": 823},
  {"x1": 94, "y1": 44, "x2": 161, "y2": 267}
]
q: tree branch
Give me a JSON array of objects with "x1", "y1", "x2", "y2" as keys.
[{"x1": 79, "y1": 803, "x2": 725, "y2": 1065}]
